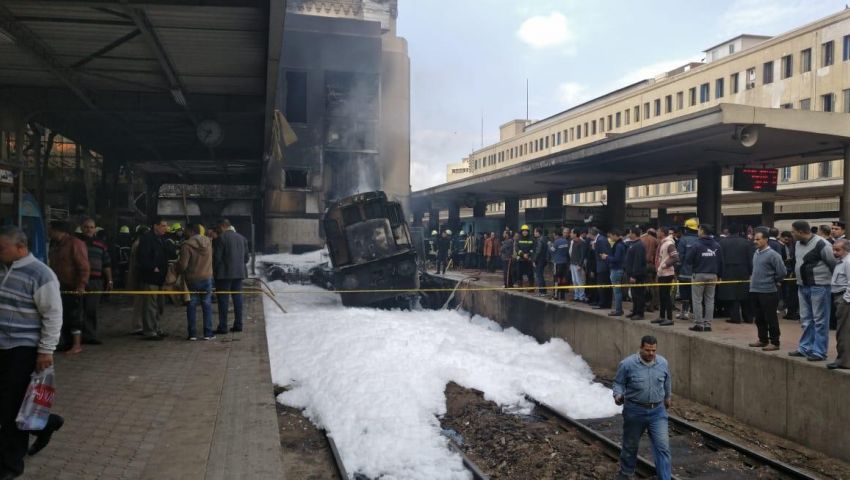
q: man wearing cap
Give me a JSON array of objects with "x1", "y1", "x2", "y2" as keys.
[
  {"x1": 676, "y1": 219, "x2": 700, "y2": 320},
  {"x1": 515, "y1": 225, "x2": 535, "y2": 290}
]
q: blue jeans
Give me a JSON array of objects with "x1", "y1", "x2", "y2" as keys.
[
  {"x1": 216, "y1": 278, "x2": 244, "y2": 331},
  {"x1": 570, "y1": 264, "x2": 586, "y2": 300},
  {"x1": 620, "y1": 402, "x2": 672, "y2": 480},
  {"x1": 534, "y1": 262, "x2": 547, "y2": 293},
  {"x1": 610, "y1": 269, "x2": 625, "y2": 313},
  {"x1": 797, "y1": 285, "x2": 831, "y2": 359},
  {"x1": 187, "y1": 278, "x2": 213, "y2": 338}
]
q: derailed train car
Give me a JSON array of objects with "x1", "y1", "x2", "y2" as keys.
[{"x1": 323, "y1": 191, "x2": 419, "y2": 308}]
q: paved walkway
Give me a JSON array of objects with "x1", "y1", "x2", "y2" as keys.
[{"x1": 20, "y1": 291, "x2": 284, "y2": 480}]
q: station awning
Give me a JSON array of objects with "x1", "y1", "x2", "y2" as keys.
[
  {"x1": 0, "y1": 0, "x2": 285, "y2": 185},
  {"x1": 412, "y1": 104, "x2": 850, "y2": 209}
]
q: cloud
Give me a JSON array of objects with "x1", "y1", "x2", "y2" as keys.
[
  {"x1": 410, "y1": 129, "x2": 482, "y2": 190},
  {"x1": 718, "y1": 0, "x2": 838, "y2": 37},
  {"x1": 556, "y1": 82, "x2": 590, "y2": 107},
  {"x1": 516, "y1": 12, "x2": 574, "y2": 49}
]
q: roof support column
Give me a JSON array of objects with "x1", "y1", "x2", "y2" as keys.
[
  {"x1": 504, "y1": 196, "x2": 519, "y2": 232},
  {"x1": 546, "y1": 190, "x2": 563, "y2": 210},
  {"x1": 697, "y1": 166, "x2": 722, "y2": 229},
  {"x1": 429, "y1": 208, "x2": 440, "y2": 233},
  {"x1": 842, "y1": 145, "x2": 850, "y2": 226},
  {"x1": 473, "y1": 202, "x2": 487, "y2": 219},
  {"x1": 412, "y1": 209, "x2": 424, "y2": 229},
  {"x1": 657, "y1": 208, "x2": 668, "y2": 229},
  {"x1": 448, "y1": 203, "x2": 461, "y2": 233},
  {"x1": 761, "y1": 201, "x2": 775, "y2": 227},
  {"x1": 606, "y1": 181, "x2": 626, "y2": 229}
]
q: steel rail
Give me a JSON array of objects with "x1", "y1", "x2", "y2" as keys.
[{"x1": 322, "y1": 430, "x2": 349, "y2": 480}]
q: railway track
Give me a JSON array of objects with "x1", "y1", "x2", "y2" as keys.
[
  {"x1": 528, "y1": 396, "x2": 820, "y2": 480},
  {"x1": 321, "y1": 430, "x2": 490, "y2": 480}
]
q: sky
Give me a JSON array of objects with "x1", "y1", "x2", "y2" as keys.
[{"x1": 397, "y1": 0, "x2": 847, "y2": 191}]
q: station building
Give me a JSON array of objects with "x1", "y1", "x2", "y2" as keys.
[{"x1": 440, "y1": 9, "x2": 850, "y2": 229}]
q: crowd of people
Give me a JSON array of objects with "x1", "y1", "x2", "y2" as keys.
[{"x1": 428, "y1": 217, "x2": 849, "y2": 370}]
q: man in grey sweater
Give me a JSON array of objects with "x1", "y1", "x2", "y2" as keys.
[
  {"x1": 748, "y1": 230, "x2": 787, "y2": 351},
  {"x1": 0, "y1": 226, "x2": 62, "y2": 478},
  {"x1": 790, "y1": 220, "x2": 837, "y2": 361}
]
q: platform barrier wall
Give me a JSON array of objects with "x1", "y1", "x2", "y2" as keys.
[{"x1": 436, "y1": 277, "x2": 850, "y2": 463}]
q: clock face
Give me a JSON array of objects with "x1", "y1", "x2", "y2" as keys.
[{"x1": 196, "y1": 119, "x2": 223, "y2": 147}]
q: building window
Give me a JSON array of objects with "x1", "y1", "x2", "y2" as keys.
[
  {"x1": 676, "y1": 91, "x2": 684, "y2": 110},
  {"x1": 584, "y1": 123, "x2": 589, "y2": 137},
  {"x1": 284, "y1": 71, "x2": 308, "y2": 123},
  {"x1": 634, "y1": 105, "x2": 640, "y2": 121},
  {"x1": 283, "y1": 167, "x2": 309, "y2": 188},
  {"x1": 781, "y1": 166, "x2": 792, "y2": 183},
  {"x1": 597, "y1": 118, "x2": 603, "y2": 133},
  {"x1": 607, "y1": 115, "x2": 613, "y2": 131},
  {"x1": 715, "y1": 78, "x2": 724, "y2": 99},
  {"x1": 699, "y1": 83, "x2": 710, "y2": 103},
  {"x1": 799, "y1": 164, "x2": 809, "y2": 180},
  {"x1": 664, "y1": 95, "x2": 672, "y2": 113},
  {"x1": 680, "y1": 180, "x2": 695, "y2": 192},
  {"x1": 545, "y1": 136, "x2": 549, "y2": 148},
  {"x1": 570, "y1": 127, "x2": 575, "y2": 141},
  {"x1": 822, "y1": 93, "x2": 834, "y2": 112},
  {"x1": 654, "y1": 99, "x2": 661, "y2": 116},
  {"x1": 576, "y1": 126, "x2": 581, "y2": 139},
  {"x1": 844, "y1": 35, "x2": 850, "y2": 61},
  {"x1": 822, "y1": 40, "x2": 834, "y2": 67},
  {"x1": 662, "y1": 182, "x2": 670, "y2": 195},
  {"x1": 819, "y1": 161, "x2": 832, "y2": 178},
  {"x1": 556, "y1": 132, "x2": 561, "y2": 145},
  {"x1": 625, "y1": 109, "x2": 630, "y2": 125},
  {"x1": 801, "y1": 48, "x2": 812, "y2": 72},
  {"x1": 800, "y1": 98, "x2": 811, "y2": 110},
  {"x1": 615, "y1": 112, "x2": 621, "y2": 128},
  {"x1": 591, "y1": 120, "x2": 597, "y2": 135},
  {"x1": 746, "y1": 67, "x2": 756, "y2": 89},
  {"x1": 643, "y1": 102, "x2": 650, "y2": 119},
  {"x1": 781, "y1": 54, "x2": 793, "y2": 79},
  {"x1": 688, "y1": 87, "x2": 697, "y2": 106},
  {"x1": 780, "y1": 103, "x2": 793, "y2": 109},
  {"x1": 730, "y1": 72, "x2": 740, "y2": 94},
  {"x1": 843, "y1": 89, "x2": 850, "y2": 113},
  {"x1": 763, "y1": 61, "x2": 774, "y2": 84},
  {"x1": 729, "y1": 43, "x2": 735, "y2": 54}
]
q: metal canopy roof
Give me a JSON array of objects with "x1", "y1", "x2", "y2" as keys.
[
  {"x1": 412, "y1": 104, "x2": 850, "y2": 209},
  {"x1": 0, "y1": 0, "x2": 284, "y2": 185}
]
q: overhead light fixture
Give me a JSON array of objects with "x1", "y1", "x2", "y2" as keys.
[{"x1": 170, "y1": 88, "x2": 186, "y2": 107}]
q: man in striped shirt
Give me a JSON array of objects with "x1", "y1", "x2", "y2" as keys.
[
  {"x1": 79, "y1": 218, "x2": 113, "y2": 345},
  {"x1": 0, "y1": 226, "x2": 62, "y2": 478}
]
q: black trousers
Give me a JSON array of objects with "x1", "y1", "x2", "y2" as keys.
[
  {"x1": 596, "y1": 270, "x2": 612, "y2": 308},
  {"x1": 503, "y1": 259, "x2": 514, "y2": 287},
  {"x1": 831, "y1": 292, "x2": 841, "y2": 330},
  {"x1": 0, "y1": 346, "x2": 37, "y2": 475},
  {"x1": 630, "y1": 275, "x2": 646, "y2": 315},
  {"x1": 83, "y1": 278, "x2": 103, "y2": 342},
  {"x1": 554, "y1": 263, "x2": 570, "y2": 300},
  {"x1": 516, "y1": 260, "x2": 533, "y2": 287},
  {"x1": 658, "y1": 275, "x2": 675, "y2": 320},
  {"x1": 751, "y1": 292, "x2": 780, "y2": 345}
]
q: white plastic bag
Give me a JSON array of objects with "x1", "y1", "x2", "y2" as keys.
[{"x1": 16, "y1": 366, "x2": 55, "y2": 431}]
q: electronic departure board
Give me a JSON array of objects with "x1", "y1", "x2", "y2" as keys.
[{"x1": 732, "y1": 167, "x2": 778, "y2": 192}]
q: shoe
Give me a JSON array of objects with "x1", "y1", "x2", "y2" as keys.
[
  {"x1": 788, "y1": 351, "x2": 805, "y2": 357},
  {"x1": 651, "y1": 319, "x2": 664, "y2": 324},
  {"x1": 704, "y1": 326, "x2": 712, "y2": 332},
  {"x1": 143, "y1": 335, "x2": 164, "y2": 341},
  {"x1": 658, "y1": 320, "x2": 674, "y2": 326},
  {"x1": 82, "y1": 339, "x2": 102, "y2": 345},
  {"x1": 726, "y1": 319, "x2": 742, "y2": 324},
  {"x1": 630, "y1": 315, "x2": 645, "y2": 320},
  {"x1": 215, "y1": 328, "x2": 229, "y2": 335},
  {"x1": 203, "y1": 335, "x2": 216, "y2": 341},
  {"x1": 188, "y1": 337, "x2": 198, "y2": 341},
  {"x1": 762, "y1": 345, "x2": 780, "y2": 351},
  {"x1": 592, "y1": 305, "x2": 605, "y2": 310},
  {"x1": 156, "y1": 331, "x2": 169, "y2": 338},
  {"x1": 748, "y1": 341, "x2": 768, "y2": 347},
  {"x1": 229, "y1": 326, "x2": 243, "y2": 333},
  {"x1": 608, "y1": 311, "x2": 624, "y2": 317},
  {"x1": 806, "y1": 356, "x2": 825, "y2": 362},
  {"x1": 689, "y1": 325, "x2": 706, "y2": 332},
  {"x1": 29, "y1": 414, "x2": 64, "y2": 456},
  {"x1": 827, "y1": 363, "x2": 849, "y2": 370},
  {"x1": 129, "y1": 330, "x2": 144, "y2": 336}
]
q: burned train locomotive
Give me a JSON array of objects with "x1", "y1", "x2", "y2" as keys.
[{"x1": 323, "y1": 191, "x2": 419, "y2": 308}]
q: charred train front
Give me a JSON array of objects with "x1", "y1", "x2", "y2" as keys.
[{"x1": 323, "y1": 191, "x2": 419, "y2": 308}]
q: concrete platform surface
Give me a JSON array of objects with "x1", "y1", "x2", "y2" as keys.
[{"x1": 19, "y1": 294, "x2": 284, "y2": 480}]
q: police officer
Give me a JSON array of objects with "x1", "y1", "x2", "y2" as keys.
[
  {"x1": 435, "y1": 230, "x2": 451, "y2": 275},
  {"x1": 613, "y1": 335, "x2": 672, "y2": 480},
  {"x1": 515, "y1": 225, "x2": 534, "y2": 290}
]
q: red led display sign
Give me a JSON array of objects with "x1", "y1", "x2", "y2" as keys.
[{"x1": 732, "y1": 167, "x2": 778, "y2": 192}]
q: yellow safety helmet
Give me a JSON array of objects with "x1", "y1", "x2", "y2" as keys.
[
  {"x1": 520, "y1": 224, "x2": 530, "y2": 231},
  {"x1": 169, "y1": 222, "x2": 183, "y2": 233},
  {"x1": 119, "y1": 225, "x2": 130, "y2": 234},
  {"x1": 198, "y1": 224, "x2": 206, "y2": 236},
  {"x1": 431, "y1": 230, "x2": 438, "y2": 235},
  {"x1": 684, "y1": 218, "x2": 699, "y2": 231}
]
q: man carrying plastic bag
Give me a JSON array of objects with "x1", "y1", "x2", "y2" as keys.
[{"x1": 0, "y1": 226, "x2": 62, "y2": 479}]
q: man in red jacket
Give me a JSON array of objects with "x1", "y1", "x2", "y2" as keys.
[{"x1": 48, "y1": 220, "x2": 89, "y2": 355}]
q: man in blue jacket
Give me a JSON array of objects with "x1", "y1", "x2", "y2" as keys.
[
  {"x1": 602, "y1": 229, "x2": 627, "y2": 316},
  {"x1": 676, "y1": 219, "x2": 700, "y2": 320},
  {"x1": 684, "y1": 224, "x2": 724, "y2": 332},
  {"x1": 592, "y1": 227, "x2": 612, "y2": 310},
  {"x1": 552, "y1": 229, "x2": 570, "y2": 300}
]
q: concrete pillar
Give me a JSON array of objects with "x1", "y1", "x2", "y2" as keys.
[
  {"x1": 761, "y1": 201, "x2": 775, "y2": 227},
  {"x1": 473, "y1": 202, "x2": 487, "y2": 219},
  {"x1": 843, "y1": 146, "x2": 850, "y2": 226},
  {"x1": 606, "y1": 181, "x2": 626, "y2": 229},
  {"x1": 504, "y1": 196, "x2": 519, "y2": 232},
  {"x1": 412, "y1": 209, "x2": 423, "y2": 228},
  {"x1": 546, "y1": 190, "x2": 563, "y2": 209},
  {"x1": 429, "y1": 208, "x2": 440, "y2": 233},
  {"x1": 447, "y1": 203, "x2": 461, "y2": 233},
  {"x1": 697, "y1": 166, "x2": 722, "y2": 229},
  {"x1": 657, "y1": 207, "x2": 668, "y2": 228}
]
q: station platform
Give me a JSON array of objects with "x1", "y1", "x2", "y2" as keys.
[
  {"x1": 19, "y1": 294, "x2": 283, "y2": 480},
  {"x1": 434, "y1": 268, "x2": 849, "y2": 464}
]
